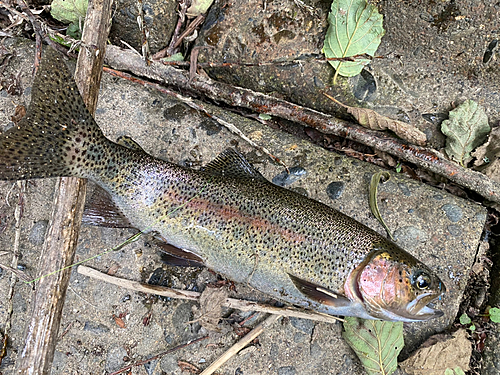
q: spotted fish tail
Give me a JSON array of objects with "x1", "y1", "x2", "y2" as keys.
[{"x1": 0, "y1": 48, "x2": 110, "y2": 181}]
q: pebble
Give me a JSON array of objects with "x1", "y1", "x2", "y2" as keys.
[
  {"x1": 143, "y1": 359, "x2": 158, "y2": 375},
  {"x1": 83, "y1": 321, "x2": 111, "y2": 334},
  {"x1": 160, "y1": 355, "x2": 180, "y2": 373},
  {"x1": 326, "y1": 181, "x2": 345, "y2": 200},
  {"x1": 398, "y1": 183, "x2": 411, "y2": 196},
  {"x1": 29, "y1": 220, "x2": 48, "y2": 246},
  {"x1": 447, "y1": 225, "x2": 462, "y2": 237},
  {"x1": 290, "y1": 317, "x2": 314, "y2": 335},
  {"x1": 105, "y1": 346, "x2": 128, "y2": 373},
  {"x1": 277, "y1": 366, "x2": 297, "y2": 375},
  {"x1": 393, "y1": 226, "x2": 428, "y2": 249},
  {"x1": 272, "y1": 166, "x2": 307, "y2": 187},
  {"x1": 441, "y1": 203, "x2": 463, "y2": 222}
]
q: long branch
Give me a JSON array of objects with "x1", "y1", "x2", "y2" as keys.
[
  {"x1": 15, "y1": 0, "x2": 113, "y2": 373},
  {"x1": 104, "y1": 45, "x2": 500, "y2": 204},
  {"x1": 77, "y1": 265, "x2": 342, "y2": 324}
]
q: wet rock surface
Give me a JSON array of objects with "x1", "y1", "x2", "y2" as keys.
[
  {"x1": 195, "y1": 0, "x2": 500, "y2": 149},
  {"x1": 0, "y1": 7, "x2": 493, "y2": 372}
]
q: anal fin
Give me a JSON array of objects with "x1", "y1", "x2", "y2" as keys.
[
  {"x1": 288, "y1": 274, "x2": 351, "y2": 307},
  {"x1": 83, "y1": 185, "x2": 132, "y2": 228}
]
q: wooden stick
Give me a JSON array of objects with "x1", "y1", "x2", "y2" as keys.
[
  {"x1": 77, "y1": 265, "x2": 342, "y2": 324},
  {"x1": 104, "y1": 45, "x2": 500, "y2": 204},
  {"x1": 14, "y1": 0, "x2": 113, "y2": 373},
  {"x1": 200, "y1": 314, "x2": 282, "y2": 375}
]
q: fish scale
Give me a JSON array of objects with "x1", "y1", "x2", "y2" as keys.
[{"x1": 0, "y1": 48, "x2": 445, "y2": 321}]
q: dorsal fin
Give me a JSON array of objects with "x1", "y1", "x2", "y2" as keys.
[
  {"x1": 202, "y1": 148, "x2": 267, "y2": 181},
  {"x1": 116, "y1": 135, "x2": 146, "y2": 152},
  {"x1": 82, "y1": 185, "x2": 132, "y2": 228}
]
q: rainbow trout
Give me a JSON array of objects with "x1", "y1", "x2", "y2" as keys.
[{"x1": 0, "y1": 49, "x2": 445, "y2": 321}]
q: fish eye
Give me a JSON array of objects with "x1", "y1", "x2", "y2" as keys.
[{"x1": 413, "y1": 272, "x2": 431, "y2": 290}]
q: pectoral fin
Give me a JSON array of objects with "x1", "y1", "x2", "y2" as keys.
[{"x1": 288, "y1": 274, "x2": 351, "y2": 308}]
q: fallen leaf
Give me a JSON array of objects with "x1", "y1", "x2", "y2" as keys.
[
  {"x1": 342, "y1": 317, "x2": 403, "y2": 375},
  {"x1": 186, "y1": 0, "x2": 215, "y2": 17},
  {"x1": 112, "y1": 314, "x2": 126, "y2": 329},
  {"x1": 400, "y1": 329, "x2": 471, "y2": 375},
  {"x1": 323, "y1": 0, "x2": 385, "y2": 82},
  {"x1": 193, "y1": 286, "x2": 229, "y2": 332},
  {"x1": 441, "y1": 100, "x2": 490, "y2": 166},
  {"x1": 50, "y1": 0, "x2": 88, "y2": 24},
  {"x1": 472, "y1": 126, "x2": 500, "y2": 182},
  {"x1": 325, "y1": 94, "x2": 427, "y2": 146},
  {"x1": 10, "y1": 104, "x2": 26, "y2": 125}
]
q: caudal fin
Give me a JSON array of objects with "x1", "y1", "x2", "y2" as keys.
[{"x1": 0, "y1": 48, "x2": 107, "y2": 180}]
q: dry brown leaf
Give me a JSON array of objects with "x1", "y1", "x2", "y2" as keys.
[
  {"x1": 112, "y1": 314, "x2": 126, "y2": 329},
  {"x1": 400, "y1": 329, "x2": 471, "y2": 375},
  {"x1": 325, "y1": 94, "x2": 427, "y2": 146},
  {"x1": 473, "y1": 127, "x2": 500, "y2": 183},
  {"x1": 10, "y1": 104, "x2": 26, "y2": 125},
  {"x1": 192, "y1": 286, "x2": 229, "y2": 332}
]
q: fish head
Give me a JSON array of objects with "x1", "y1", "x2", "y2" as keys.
[{"x1": 345, "y1": 242, "x2": 446, "y2": 322}]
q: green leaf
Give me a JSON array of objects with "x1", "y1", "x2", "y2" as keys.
[
  {"x1": 459, "y1": 313, "x2": 471, "y2": 325},
  {"x1": 161, "y1": 53, "x2": 185, "y2": 62},
  {"x1": 343, "y1": 317, "x2": 403, "y2": 375},
  {"x1": 323, "y1": 0, "x2": 385, "y2": 80},
  {"x1": 489, "y1": 307, "x2": 500, "y2": 323},
  {"x1": 51, "y1": 0, "x2": 88, "y2": 24},
  {"x1": 441, "y1": 100, "x2": 490, "y2": 166},
  {"x1": 66, "y1": 22, "x2": 82, "y2": 39},
  {"x1": 186, "y1": 0, "x2": 215, "y2": 16},
  {"x1": 445, "y1": 367, "x2": 467, "y2": 375}
]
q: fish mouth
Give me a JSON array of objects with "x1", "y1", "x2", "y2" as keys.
[
  {"x1": 403, "y1": 294, "x2": 445, "y2": 321},
  {"x1": 367, "y1": 294, "x2": 444, "y2": 322}
]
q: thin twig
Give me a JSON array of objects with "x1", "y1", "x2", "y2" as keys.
[
  {"x1": 173, "y1": 14, "x2": 205, "y2": 49},
  {"x1": 108, "y1": 335, "x2": 209, "y2": 375},
  {"x1": 15, "y1": 0, "x2": 113, "y2": 372},
  {"x1": 200, "y1": 314, "x2": 281, "y2": 375},
  {"x1": 104, "y1": 46, "x2": 500, "y2": 204},
  {"x1": 77, "y1": 265, "x2": 342, "y2": 324}
]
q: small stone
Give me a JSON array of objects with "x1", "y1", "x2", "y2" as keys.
[
  {"x1": 441, "y1": 203, "x2": 463, "y2": 222},
  {"x1": 394, "y1": 226, "x2": 428, "y2": 249},
  {"x1": 105, "y1": 346, "x2": 128, "y2": 373},
  {"x1": 289, "y1": 317, "x2": 314, "y2": 335},
  {"x1": 326, "y1": 181, "x2": 345, "y2": 200},
  {"x1": 84, "y1": 321, "x2": 111, "y2": 334},
  {"x1": 272, "y1": 166, "x2": 307, "y2": 187},
  {"x1": 398, "y1": 183, "x2": 411, "y2": 196},
  {"x1": 29, "y1": 220, "x2": 48, "y2": 245},
  {"x1": 277, "y1": 366, "x2": 297, "y2": 375},
  {"x1": 447, "y1": 225, "x2": 462, "y2": 237},
  {"x1": 310, "y1": 342, "x2": 322, "y2": 358},
  {"x1": 144, "y1": 359, "x2": 158, "y2": 375},
  {"x1": 293, "y1": 332, "x2": 307, "y2": 343},
  {"x1": 160, "y1": 354, "x2": 180, "y2": 373}
]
